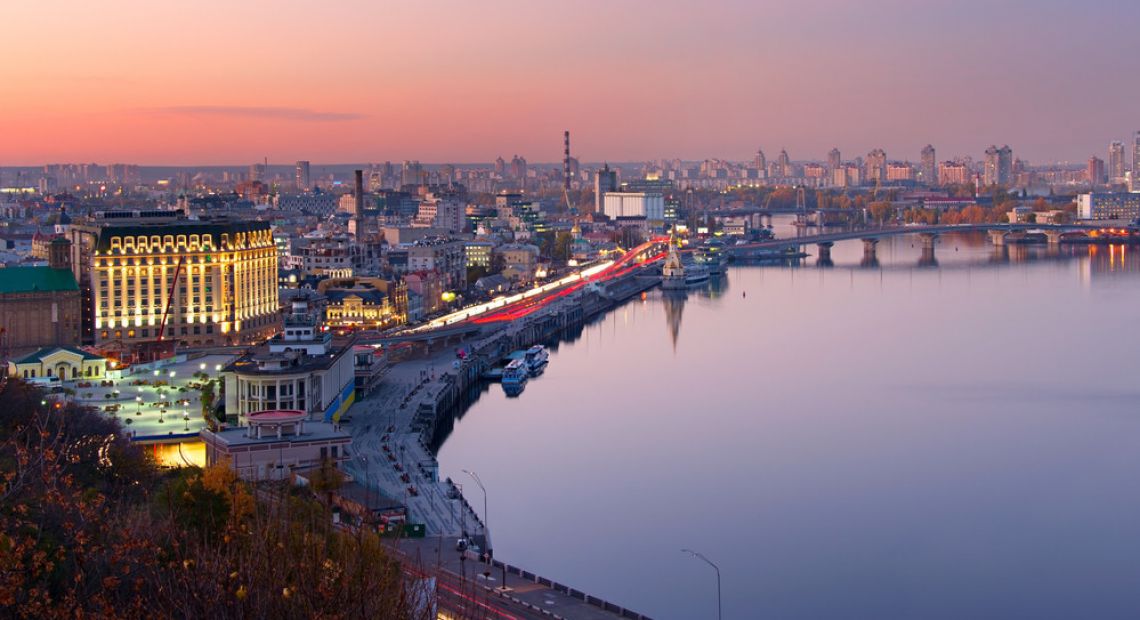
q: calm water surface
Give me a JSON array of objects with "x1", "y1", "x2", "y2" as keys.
[{"x1": 437, "y1": 231, "x2": 1140, "y2": 619}]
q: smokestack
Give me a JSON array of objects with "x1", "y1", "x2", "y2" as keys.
[
  {"x1": 354, "y1": 169, "x2": 364, "y2": 218},
  {"x1": 563, "y1": 130, "x2": 571, "y2": 192}
]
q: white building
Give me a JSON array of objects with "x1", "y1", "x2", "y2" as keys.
[
  {"x1": 1077, "y1": 193, "x2": 1140, "y2": 221},
  {"x1": 602, "y1": 192, "x2": 665, "y2": 221},
  {"x1": 223, "y1": 299, "x2": 356, "y2": 424},
  {"x1": 201, "y1": 410, "x2": 350, "y2": 481}
]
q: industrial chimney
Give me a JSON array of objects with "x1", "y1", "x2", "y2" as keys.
[{"x1": 354, "y1": 169, "x2": 364, "y2": 218}]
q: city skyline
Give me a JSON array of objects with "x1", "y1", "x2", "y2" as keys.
[{"x1": 3, "y1": 0, "x2": 1137, "y2": 165}]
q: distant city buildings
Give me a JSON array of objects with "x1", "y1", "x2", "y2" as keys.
[
  {"x1": 938, "y1": 161, "x2": 972, "y2": 186},
  {"x1": 1133, "y1": 131, "x2": 1140, "y2": 184},
  {"x1": 295, "y1": 160, "x2": 311, "y2": 191},
  {"x1": 594, "y1": 164, "x2": 619, "y2": 214},
  {"x1": 865, "y1": 149, "x2": 887, "y2": 185},
  {"x1": 920, "y1": 145, "x2": 937, "y2": 186},
  {"x1": 1108, "y1": 141, "x2": 1125, "y2": 183},
  {"x1": 1088, "y1": 156, "x2": 1106, "y2": 186},
  {"x1": 827, "y1": 148, "x2": 841, "y2": 172},
  {"x1": 983, "y1": 145, "x2": 1013, "y2": 186}
]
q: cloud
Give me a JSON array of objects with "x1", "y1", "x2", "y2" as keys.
[{"x1": 147, "y1": 105, "x2": 364, "y2": 122}]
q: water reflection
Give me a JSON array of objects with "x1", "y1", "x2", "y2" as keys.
[
  {"x1": 435, "y1": 232, "x2": 1140, "y2": 620},
  {"x1": 661, "y1": 290, "x2": 686, "y2": 351}
]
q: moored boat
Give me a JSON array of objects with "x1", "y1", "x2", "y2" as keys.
[
  {"x1": 524, "y1": 345, "x2": 549, "y2": 375},
  {"x1": 501, "y1": 359, "x2": 529, "y2": 396}
]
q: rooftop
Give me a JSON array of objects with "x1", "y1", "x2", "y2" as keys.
[
  {"x1": 0, "y1": 266, "x2": 78, "y2": 294},
  {"x1": 202, "y1": 418, "x2": 350, "y2": 448},
  {"x1": 13, "y1": 346, "x2": 104, "y2": 364}
]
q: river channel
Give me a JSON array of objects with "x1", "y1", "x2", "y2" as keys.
[{"x1": 437, "y1": 227, "x2": 1140, "y2": 619}]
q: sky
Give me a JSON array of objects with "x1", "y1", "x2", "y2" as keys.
[{"x1": 1, "y1": 0, "x2": 1136, "y2": 165}]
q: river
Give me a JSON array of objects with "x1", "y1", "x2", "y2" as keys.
[{"x1": 436, "y1": 227, "x2": 1140, "y2": 619}]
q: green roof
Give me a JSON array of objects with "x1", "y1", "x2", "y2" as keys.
[
  {"x1": 13, "y1": 346, "x2": 104, "y2": 365},
  {"x1": 0, "y1": 267, "x2": 78, "y2": 294}
]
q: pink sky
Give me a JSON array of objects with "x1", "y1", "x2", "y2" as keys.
[{"x1": 1, "y1": 0, "x2": 1135, "y2": 165}]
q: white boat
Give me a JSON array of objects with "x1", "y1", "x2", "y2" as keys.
[
  {"x1": 524, "y1": 345, "x2": 549, "y2": 375},
  {"x1": 683, "y1": 261, "x2": 710, "y2": 285},
  {"x1": 694, "y1": 241, "x2": 728, "y2": 275},
  {"x1": 501, "y1": 359, "x2": 529, "y2": 397}
]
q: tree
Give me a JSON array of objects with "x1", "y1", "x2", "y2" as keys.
[
  {"x1": 552, "y1": 231, "x2": 574, "y2": 263},
  {"x1": 200, "y1": 379, "x2": 218, "y2": 430},
  {"x1": 868, "y1": 201, "x2": 894, "y2": 224}
]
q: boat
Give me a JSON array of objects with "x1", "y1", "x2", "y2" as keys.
[
  {"x1": 501, "y1": 359, "x2": 529, "y2": 397},
  {"x1": 523, "y1": 345, "x2": 549, "y2": 375},
  {"x1": 694, "y1": 240, "x2": 729, "y2": 275},
  {"x1": 682, "y1": 260, "x2": 710, "y2": 285}
]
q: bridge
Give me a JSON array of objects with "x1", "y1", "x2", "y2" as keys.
[{"x1": 727, "y1": 222, "x2": 1137, "y2": 265}]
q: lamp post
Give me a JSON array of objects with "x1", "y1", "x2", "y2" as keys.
[
  {"x1": 462, "y1": 469, "x2": 488, "y2": 556},
  {"x1": 135, "y1": 395, "x2": 142, "y2": 416},
  {"x1": 682, "y1": 548, "x2": 721, "y2": 620},
  {"x1": 183, "y1": 411, "x2": 190, "y2": 431}
]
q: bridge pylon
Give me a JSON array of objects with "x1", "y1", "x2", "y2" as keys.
[{"x1": 816, "y1": 241, "x2": 834, "y2": 267}]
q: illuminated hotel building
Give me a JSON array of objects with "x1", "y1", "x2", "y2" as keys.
[{"x1": 78, "y1": 214, "x2": 278, "y2": 347}]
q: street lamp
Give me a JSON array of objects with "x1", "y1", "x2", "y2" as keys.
[
  {"x1": 183, "y1": 411, "x2": 190, "y2": 431},
  {"x1": 135, "y1": 395, "x2": 142, "y2": 416},
  {"x1": 682, "y1": 549, "x2": 721, "y2": 620},
  {"x1": 462, "y1": 469, "x2": 488, "y2": 557}
]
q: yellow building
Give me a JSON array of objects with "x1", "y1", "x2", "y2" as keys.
[
  {"x1": 319, "y1": 278, "x2": 407, "y2": 330},
  {"x1": 87, "y1": 219, "x2": 279, "y2": 347}
]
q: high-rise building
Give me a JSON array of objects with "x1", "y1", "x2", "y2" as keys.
[
  {"x1": 754, "y1": 149, "x2": 767, "y2": 175},
  {"x1": 1088, "y1": 156, "x2": 1106, "y2": 186},
  {"x1": 938, "y1": 161, "x2": 971, "y2": 186},
  {"x1": 1108, "y1": 141, "x2": 1125, "y2": 182},
  {"x1": 249, "y1": 163, "x2": 266, "y2": 183},
  {"x1": 983, "y1": 145, "x2": 1013, "y2": 187},
  {"x1": 401, "y1": 161, "x2": 423, "y2": 187},
  {"x1": 295, "y1": 160, "x2": 311, "y2": 191},
  {"x1": 920, "y1": 145, "x2": 937, "y2": 186},
  {"x1": 510, "y1": 155, "x2": 527, "y2": 181},
  {"x1": 72, "y1": 213, "x2": 278, "y2": 348},
  {"x1": 777, "y1": 149, "x2": 792, "y2": 178},
  {"x1": 594, "y1": 164, "x2": 619, "y2": 214},
  {"x1": 1131, "y1": 132, "x2": 1140, "y2": 183},
  {"x1": 865, "y1": 149, "x2": 887, "y2": 184},
  {"x1": 827, "y1": 148, "x2": 841, "y2": 171}
]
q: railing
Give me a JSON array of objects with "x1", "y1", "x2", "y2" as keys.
[{"x1": 487, "y1": 558, "x2": 654, "y2": 620}]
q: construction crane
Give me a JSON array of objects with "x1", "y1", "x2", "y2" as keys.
[
  {"x1": 156, "y1": 255, "x2": 187, "y2": 342},
  {"x1": 134, "y1": 255, "x2": 186, "y2": 362}
]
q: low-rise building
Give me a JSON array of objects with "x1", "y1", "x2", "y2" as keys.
[
  {"x1": 223, "y1": 299, "x2": 356, "y2": 424},
  {"x1": 201, "y1": 410, "x2": 351, "y2": 481},
  {"x1": 8, "y1": 346, "x2": 107, "y2": 380},
  {"x1": 496, "y1": 243, "x2": 540, "y2": 282},
  {"x1": 0, "y1": 239, "x2": 82, "y2": 352},
  {"x1": 1077, "y1": 192, "x2": 1140, "y2": 221},
  {"x1": 323, "y1": 281, "x2": 405, "y2": 330},
  {"x1": 465, "y1": 241, "x2": 494, "y2": 268},
  {"x1": 602, "y1": 192, "x2": 665, "y2": 221}
]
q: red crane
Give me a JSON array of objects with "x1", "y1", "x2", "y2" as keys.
[{"x1": 156, "y1": 255, "x2": 187, "y2": 342}]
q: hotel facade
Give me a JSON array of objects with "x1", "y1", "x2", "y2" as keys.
[{"x1": 71, "y1": 213, "x2": 279, "y2": 347}]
